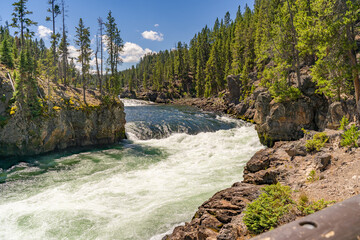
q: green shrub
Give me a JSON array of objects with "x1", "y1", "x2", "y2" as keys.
[
  {"x1": 269, "y1": 79, "x2": 302, "y2": 103},
  {"x1": 340, "y1": 124, "x2": 360, "y2": 148},
  {"x1": 305, "y1": 132, "x2": 329, "y2": 152},
  {"x1": 339, "y1": 116, "x2": 349, "y2": 130},
  {"x1": 243, "y1": 183, "x2": 294, "y2": 234},
  {"x1": 307, "y1": 170, "x2": 318, "y2": 183},
  {"x1": 298, "y1": 196, "x2": 334, "y2": 215}
]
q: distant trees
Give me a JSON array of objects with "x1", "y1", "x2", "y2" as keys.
[
  {"x1": 121, "y1": 0, "x2": 359, "y2": 114},
  {"x1": 1, "y1": 0, "x2": 359, "y2": 116}
]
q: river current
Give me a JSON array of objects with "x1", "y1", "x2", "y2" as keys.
[{"x1": 0, "y1": 99, "x2": 263, "y2": 240}]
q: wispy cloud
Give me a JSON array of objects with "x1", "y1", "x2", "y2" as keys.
[
  {"x1": 141, "y1": 30, "x2": 164, "y2": 41},
  {"x1": 154, "y1": 24, "x2": 159, "y2": 27},
  {"x1": 37, "y1": 25, "x2": 52, "y2": 39},
  {"x1": 121, "y1": 42, "x2": 153, "y2": 63}
]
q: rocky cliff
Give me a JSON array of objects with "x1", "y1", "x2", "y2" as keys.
[
  {"x1": 225, "y1": 67, "x2": 357, "y2": 147},
  {"x1": 0, "y1": 70, "x2": 126, "y2": 158}
]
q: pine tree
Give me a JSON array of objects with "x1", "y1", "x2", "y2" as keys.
[
  {"x1": 0, "y1": 33, "x2": 14, "y2": 68},
  {"x1": 11, "y1": 0, "x2": 37, "y2": 47},
  {"x1": 46, "y1": 0, "x2": 61, "y2": 82},
  {"x1": 59, "y1": 0, "x2": 69, "y2": 85},
  {"x1": 105, "y1": 11, "x2": 124, "y2": 94},
  {"x1": 75, "y1": 18, "x2": 91, "y2": 104}
]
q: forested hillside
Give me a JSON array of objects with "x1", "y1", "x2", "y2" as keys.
[
  {"x1": 0, "y1": 0, "x2": 127, "y2": 157},
  {"x1": 0, "y1": 0, "x2": 125, "y2": 120},
  {"x1": 122, "y1": 0, "x2": 360, "y2": 108}
]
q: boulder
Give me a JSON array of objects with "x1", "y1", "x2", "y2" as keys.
[
  {"x1": 244, "y1": 150, "x2": 272, "y2": 173},
  {"x1": 315, "y1": 153, "x2": 332, "y2": 171},
  {"x1": 243, "y1": 169, "x2": 279, "y2": 185},
  {"x1": 285, "y1": 142, "x2": 307, "y2": 157}
]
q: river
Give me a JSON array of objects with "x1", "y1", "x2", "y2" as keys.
[{"x1": 0, "y1": 99, "x2": 263, "y2": 240}]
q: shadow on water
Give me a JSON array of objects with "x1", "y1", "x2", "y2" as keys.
[{"x1": 0, "y1": 140, "x2": 165, "y2": 184}]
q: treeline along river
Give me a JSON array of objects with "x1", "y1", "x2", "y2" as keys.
[{"x1": 0, "y1": 99, "x2": 263, "y2": 240}]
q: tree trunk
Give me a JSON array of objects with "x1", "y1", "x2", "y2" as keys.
[
  {"x1": 62, "y1": 0, "x2": 67, "y2": 85},
  {"x1": 346, "y1": 24, "x2": 360, "y2": 118},
  {"x1": 286, "y1": 0, "x2": 301, "y2": 84},
  {"x1": 95, "y1": 36, "x2": 101, "y2": 96},
  {"x1": 98, "y1": 18, "x2": 104, "y2": 97}
]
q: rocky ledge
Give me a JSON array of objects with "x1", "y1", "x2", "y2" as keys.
[
  {"x1": 0, "y1": 72, "x2": 126, "y2": 158},
  {"x1": 0, "y1": 102, "x2": 126, "y2": 158},
  {"x1": 163, "y1": 128, "x2": 360, "y2": 239}
]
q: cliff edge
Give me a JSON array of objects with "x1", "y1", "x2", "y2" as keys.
[{"x1": 0, "y1": 67, "x2": 126, "y2": 158}]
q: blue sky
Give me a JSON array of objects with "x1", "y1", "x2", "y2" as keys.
[{"x1": 0, "y1": 0, "x2": 254, "y2": 70}]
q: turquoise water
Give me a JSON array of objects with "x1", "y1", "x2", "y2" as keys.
[{"x1": 0, "y1": 99, "x2": 263, "y2": 240}]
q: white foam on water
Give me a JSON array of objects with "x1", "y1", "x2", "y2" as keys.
[
  {"x1": 121, "y1": 98, "x2": 156, "y2": 107},
  {"x1": 0, "y1": 123, "x2": 263, "y2": 240}
]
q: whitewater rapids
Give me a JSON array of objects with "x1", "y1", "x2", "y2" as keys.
[{"x1": 0, "y1": 99, "x2": 263, "y2": 240}]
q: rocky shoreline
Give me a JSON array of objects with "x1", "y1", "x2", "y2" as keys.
[
  {"x1": 121, "y1": 69, "x2": 360, "y2": 239},
  {"x1": 163, "y1": 128, "x2": 360, "y2": 240}
]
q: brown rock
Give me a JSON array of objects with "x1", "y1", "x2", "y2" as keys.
[
  {"x1": 164, "y1": 183, "x2": 260, "y2": 240},
  {"x1": 315, "y1": 153, "x2": 332, "y2": 171},
  {"x1": 244, "y1": 150, "x2": 271, "y2": 173},
  {"x1": 243, "y1": 169, "x2": 279, "y2": 185}
]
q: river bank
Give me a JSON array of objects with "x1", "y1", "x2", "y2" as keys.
[
  {"x1": 163, "y1": 127, "x2": 360, "y2": 239},
  {"x1": 123, "y1": 72, "x2": 360, "y2": 239}
]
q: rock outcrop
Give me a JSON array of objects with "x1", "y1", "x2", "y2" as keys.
[
  {"x1": 0, "y1": 71, "x2": 126, "y2": 158},
  {"x1": 0, "y1": 102, "x2": 126, "y2": 158},
  {"x1": 163, "y1": 183, "x2": 261, "y2": 240}
]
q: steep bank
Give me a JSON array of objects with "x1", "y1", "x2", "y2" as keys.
[
  {"x1": 0, "y1": 69, "x2": 126, "y2": 158},
  {"x1": 164, "y1": 128, "x2": 360, "y2": 239}
]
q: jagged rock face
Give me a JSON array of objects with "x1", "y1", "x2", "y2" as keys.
[
  {"x1": 251, "y1": 70, "x2": 330, "y2": 146},
  {"x1": 255, "y1": 96, "x2": 316, "y2": 145},
  {"x1": 226, "y1": 75, "x2": 242, "y2": 104},
  {"x1": 163, "y1": 183, "x2": 260, "y2": 240},
  {"x1": 326, "y1": 100, "x2": 357, "y2": 129},
  {"x1": 0, "y1": 102, "x2": 126, "y2": 158}
]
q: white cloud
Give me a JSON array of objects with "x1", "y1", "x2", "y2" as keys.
[
  {"x1": 154, "y1": 24, "x2": 159, "y2": 27},
  {"x1": 141, "y1": 30, "x2": 164, "y2": 41},
  {"x1": 37, "y1": 25, "x2": 52, "y2": 39},
  {"x1": 121, "y1": 42, "x2": 154, "y2": 63},
  {"x1": 68, "y1": 45, "x2": 80, "y2": 59}
]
